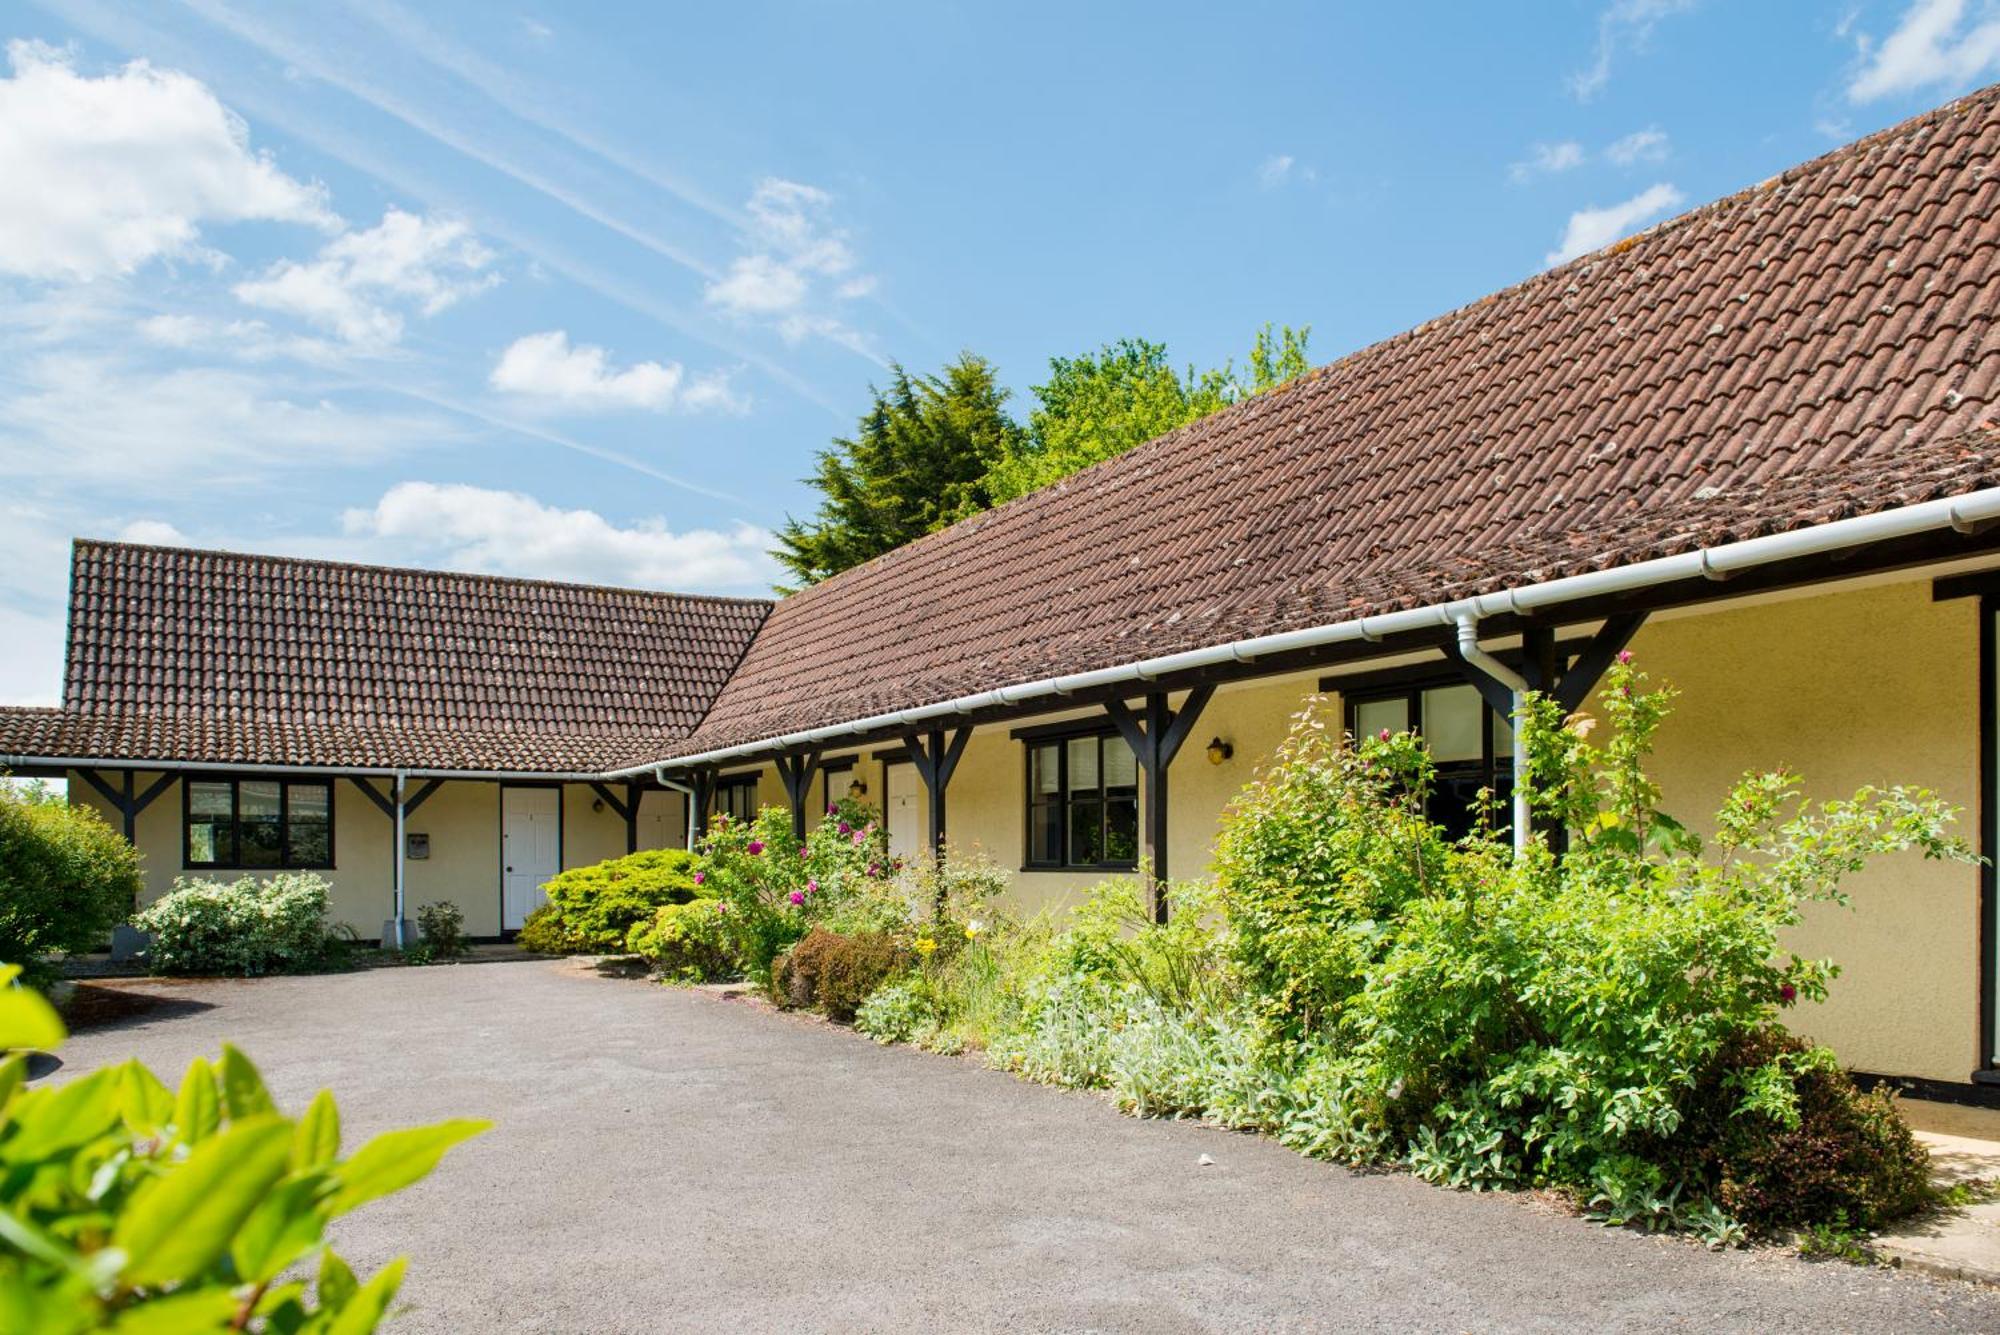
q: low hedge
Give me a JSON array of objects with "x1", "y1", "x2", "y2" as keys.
[
  {"x1": 133, "y1": 873, "x2": 345, "y2": 976},
  {"x1": 773, "y1": 927, "x2": 907, "y2": 1021}
]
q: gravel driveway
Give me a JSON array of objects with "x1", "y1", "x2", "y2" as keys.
[{"x1": 47, "y1": 958, "x2": 2000, "y2": 1332}]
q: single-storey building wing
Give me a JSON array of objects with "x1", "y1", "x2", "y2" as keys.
[{"x1": 6, "y1": 85, "x2": 2000, "y2": 1101}]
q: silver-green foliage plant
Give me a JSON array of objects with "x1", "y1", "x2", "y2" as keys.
[
  {"x1": 134, "y1": 874, "x2": 345, "y2": 977},
  {"x1": 0, "y1": 964, "x2": 488, "y2": 1330}
]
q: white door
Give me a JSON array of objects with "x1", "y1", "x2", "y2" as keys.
[
  {"x1": 885, "y1": 762, "x2": 922, "y2": 859},
  {"x1": 502, "y1": 787, "x2": 561, "y2": 930},
  {"x1": 636, "y1": 788, "x2": 687, "y2": 851}
]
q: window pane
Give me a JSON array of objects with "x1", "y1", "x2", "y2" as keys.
[
  {"x1": 239, "y1": 780, "x2": 283, "y2": 867},
  {"x1": 187, "y1": 781, "x2": 232, "y2": 864},
  {"x1": 1354, "y1": 696, "x2": 1409, "y2": 740},
  {"x1": 1068, "y1": 799, "x2": 1103, "y2": 865},
  {"x1": 1030, "y1": 801, "x2": 1061, "y2": 864},
  {"x1": 1104, "y1": 798, "x2": 1138, "y2": 865},
  {"x1": 1423, "y1": 685, "x2": 1484, "y2": 763},
  {"x1": 1066, "y1": 736, "x2": 1099, "y2": 793},
  {"x1": 286, "y1": 783, "x2": 331, "y2": 866},
  {"x1": 1032, "y1": 743, "x2": 1061, "y2": 796},
  {"x1": 1102, "y1": 737, "x2": 1137, "y2": 791}
]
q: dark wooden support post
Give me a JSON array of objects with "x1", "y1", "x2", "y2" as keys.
[
  {"x1": 776, "y1": 751, "x2": 823, "y2": 840},
  {"x1": 77, "y1": 768, "x2": 176, "y2": 843},
  {"x1": 688, "y1": 768, "x2": 718, "y2": 839},
  {"x1": 1553, "y1": 612, "x2": 1648, "y2": 712},
  {"x1": 902, "y1": 725, "x2": 973, "y2": 906},
  {"x1": 1104, "y1": 685, "x2": 1213, "y2": 923},
  {"x1": 588, "y1": 781, "x2": 641, "y2": 854}
]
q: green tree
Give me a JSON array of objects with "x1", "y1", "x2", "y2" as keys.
[
  {"x1": 772, "y1": 354, "x2": 1021, "y2": 588},
  {"x1": 983, "y1": 323, "x2": 1310, "y2": 506}
]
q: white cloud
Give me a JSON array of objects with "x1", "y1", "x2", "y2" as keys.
[
  {"x1": 1570, "y1": 0, "x2": 1696, "y2": 101},
  {"x1": 705, "y1": 178, "x2": 876, "y2": 355},
  {"x1": 0, "y1": 354, "x2": 449, "y2": 487},
  {"x1": 1545, "y1": 182, "x2": 1685, "y2": 265},
  {"x1": 1849, "y1": 0, "x2": 2000, "y2": 101},
  {"x1": 117, "y1": 519, "x2": 189, "y2": 545},
  {"x1": 234, "y1": 208, "x2": 498, "y2": 347},
  {"x1": 1259, "y1": 154, "x2": 1296, "y2": 187},
  {"x1": 1509, "y1": 141, "x2": 1586, "y2": 183},
  {"x1": 1605, "y1": 127, "x2": 1670, "y2": 164},
  {"x1": 706, "y1": 254, "x2": 810, "y2": 318},
  {"x1": 489, "y1": 330, "x2": 742, "y2": 413},
  {"x1": 341, "y1": 482, "x2": 777, "y2": 591},
  {"x1": 0, "y1": 40, "x2": 333, "y2": 281}
]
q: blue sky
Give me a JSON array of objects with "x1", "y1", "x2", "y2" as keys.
[{"x1": 3, "y1": 0, "x2": 1999, "y2": 705}]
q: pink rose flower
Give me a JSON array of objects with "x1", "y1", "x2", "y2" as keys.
[
  {"x1": 746, "y1": 840, "x2": 764, "y2": 855},
  {"x1": 692, "y1": 870, "x2": 706, "y2": 885},
  {"x1": 807, "y1": 879, "x2": 819, "y2": 894},
  {"x1": 838, "y1": 821, "x2": 852, "y2": 835},
  {"x1": 1617, "y1": 649, "x2": 1634, "y2": 664},
  {"x1": 788, "y1": 890, "x2": 805, "y2": 906}
]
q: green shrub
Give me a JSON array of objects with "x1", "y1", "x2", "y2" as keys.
[
  {"x1": 406, "y1": 900, "x2": 468, "y2": 965},
  {"x1": 855, "y1": 976, "x2": 937, "y2": 1044},
  {"x1": 0, "y1": 781, "x2": 142, "y2": 982},
  {"x1": 0, "y1": 961, "x2": 487, "y2": 1330},
  {"x1": 533, "y1": 848, "x2": 701, "y2": 954},
  {"x1": 515, "y1": 903, "x2": 566, "y2": 954},
  {"x1": 626, "y1": 900, "x2": 736, "y2": 982},
  {"x1": 133, "y1": 873, "x2": 346, "y2": 976},
  {"x1": 772, "y1": 926, "x2": 907, "y2": 1021}
]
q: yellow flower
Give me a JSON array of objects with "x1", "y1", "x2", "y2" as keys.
[
  {"x1": 1595, "y1": 811, "x2": 1622, "y2": 831},
  {"x1": 915, "y1": 937, "x2": 937, "y2": 956}
]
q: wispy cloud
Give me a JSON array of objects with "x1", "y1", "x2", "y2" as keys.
[
  {"x1": 1604, "y1": 126, "x2": 1670, "y2": 164},
  {"x1": 1849, "y1": 0, "x2": 2000, "y2": 102},
  {"x1": 0, "y1": 39, "x2": 332, "y2": 280},
  {"x1": 341, "y1": 481, "x2": 778, "y2": 591},
  {"x1": 1545, "y1": 182, "x2": 1685, "y2": 265},
  {"x1": 490, "y1": 329, "x2": 742, "y2": 413},
  {"x1": 1569, "y1": 0, "x2": 1697, "y2": 101},
  {"x1": 1509, "y1": 141, "x2": 1585, "y2": 183},
  {"x1": 705, "y1": 178, "x2": 882, "y2": 360}
]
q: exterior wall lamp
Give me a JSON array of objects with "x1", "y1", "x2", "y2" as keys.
[
  {"x1": 848, "y1": 776, "x2": 869, "y2": 799},
  {"x1": 1205, "y1": 737, "x2": 1233, "y2": 765}
]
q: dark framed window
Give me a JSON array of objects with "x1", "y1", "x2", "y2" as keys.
[
  {"x1": 1342, "y1": 678, "x2": 1513, "y2": 841},
  {"x1": 717, "y1": 773, "x2": 760, "y2": 826},
  {"x1": 1022, "y1": 729, "x2": 1139, "y2": 870},
  {"x1": 184, "y1": 778, "x2": 334, "y2": 869}
]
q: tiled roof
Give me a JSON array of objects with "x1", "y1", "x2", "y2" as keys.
[
  {"x1": 0, "y1": 543, "x2": 770, "y2": 772},
  {"x1": 663, "y1": 82, "x2": 2000, "y2": 759}
]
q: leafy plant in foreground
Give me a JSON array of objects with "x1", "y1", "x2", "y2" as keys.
[{"x1": 0, "y1": 963, "x2": 488, "y2": 1330}]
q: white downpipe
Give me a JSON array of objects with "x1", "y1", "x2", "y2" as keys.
[
  {"x1": 1452, "y1": 613, "x2": 1532, "y2": 857},
  {"x1": 653, "y1": 767, "x2": 698, "y2": 851},
  {"x1": 598, "y1": 486, "x2": 2000, "y2": 782},
  {"x1": 392, "y1": 768, "x2": 408, "y2": 950}
]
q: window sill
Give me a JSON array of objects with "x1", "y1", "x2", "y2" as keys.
[{"x1": 1019, "y1": 864, "x2": 1139, "y2": 875}]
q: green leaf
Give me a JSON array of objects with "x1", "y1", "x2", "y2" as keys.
[
  {"x1": 0, "y1": 984, "x2": 65, "y2": 1053},
  {"x1": 292, "y1": 1089, "x2": 340, "y2": 1170},
  {"x1": 219, "y1": 1045, "x2": 275, "y2": 1119},
  {"x1": 318, "y1": 1248, "x2": 359, "y2": 1310},
  {"x1": 229, "y1": 1174, "x2": 327, "y2": 1285},
  {"x1": 118, "y1": 1060, "x2": 176, "y2": 1136},
  {"x1": 114, "y1": 1114, "x2": 294, "y2": 1286},
  {"x1": 325, "y1": 1119, "x2": 490, "y2": 1218},
  {"x1": 326, "y1": 1257, "x2": 406, "y2": 1335},
  {"x1": 0, "y1": 1053, "x2": 27, "y2": 1115},
  {"x1": 173, "y1": 1058, "x2": 220, "y2": 1145},
  {"x1": 102, "y1": 1285, "x2": 241, "y2": 1333},
  {"x1": 5, "y1": 1068, "x2": 121, "y2": 1158}
]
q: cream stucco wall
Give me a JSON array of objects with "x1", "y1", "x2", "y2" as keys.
[
  {"x1": 69, "y1": 775, "x2": 687, "y2": 943},
  {"x1": 749, "y1": 571, "x2": 1984, "y2": 1084}
]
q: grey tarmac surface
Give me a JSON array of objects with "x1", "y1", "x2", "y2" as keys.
[{"x1": 49, "y1": 957, "x2": 2000, "y2": 1333}]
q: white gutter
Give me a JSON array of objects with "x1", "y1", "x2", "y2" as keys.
[
  {"x1": 1453, "y1": 614, "x2": 1532, "y2": 856},
  {"x1": 391, "y1": 768, "x2": 408, "y2": 951},
  {"x1": 652, "y1": 767, "x2": 698, "y2": 851},
  {"x1": 603, "y1": 486, "x2": 2000, "y2": 779}
]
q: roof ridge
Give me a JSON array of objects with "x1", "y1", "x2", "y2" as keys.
[
  {"x1": 768, "y1": 78, "x2": 2000, "y2": 614},
  {"x1": 71, "y1": 537, "x2": 777, "y2": 611}
]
